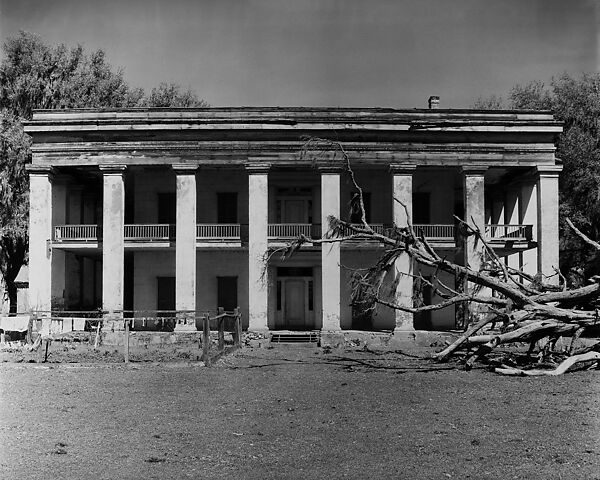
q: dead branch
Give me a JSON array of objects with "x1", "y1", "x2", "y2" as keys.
[
  {"x1": 282, "y1": 139, "x2": 600, "y2": 374},
  {"x1": 495, "y1": 351, "x2": 600, "y2": 376}
]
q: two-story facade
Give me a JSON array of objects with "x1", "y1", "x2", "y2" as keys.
[{"x1": 24, "y1": 105, "x2": 562, "y2": 332}]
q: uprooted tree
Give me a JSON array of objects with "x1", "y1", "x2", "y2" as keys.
[{"x1": 276, "y1": 137, "x2": 600, "y2": 375}]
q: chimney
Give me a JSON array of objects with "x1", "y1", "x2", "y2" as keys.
[{"x1": 428, "y1": 95, "x2": 440, "y2": 109}]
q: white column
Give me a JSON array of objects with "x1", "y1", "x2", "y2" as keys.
[
  {"x1": 174, "y1": 165, "x2": 198, "y2": 331},
  {"x1": 100, "y1": 165, "x2": 126, "y2": 325},
  {"x1": 321, "y1": 168, "x2": 341, "y2": 331},
  {"x1": 520, "y1": 181, "x2": 538, "y2": 277},
  {"x1": 247, "y1": 164, "x2": 269, "y2": 331},
  {"x1": 537, "y1": 166, "x2": 562, "y2": 284},
  {"x1": 462, "y1": 167, "x2": 487, "y2": 325},
  {"x1": 463, "y1": 167, "x2": 487, "y2": 271},
  {"x1": 391, "y1": 164, "x2": 415, "y2": 331},
  {"x1": 28, "y1": 166, "x2": 54, "y2": 315}
]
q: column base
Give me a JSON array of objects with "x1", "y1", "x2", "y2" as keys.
[{"x1": 394, "y1": 311, "x2": 414, "y2": 331}]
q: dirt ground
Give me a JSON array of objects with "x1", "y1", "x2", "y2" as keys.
[{"x1": 0, "y1": 346, "x2": 599, "y2": 480}]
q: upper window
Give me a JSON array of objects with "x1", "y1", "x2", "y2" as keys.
[{"x1": 217, "y1": 192, "x2": 238, "y2": 223}]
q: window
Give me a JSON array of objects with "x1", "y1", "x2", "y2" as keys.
[
  {"x1": 157, "y1": 193, "x2": 176, "y2": 224},
  {"x1": 217, "y1": 276, "x2": 238, "y2": 311},
  {"x1": 217, "y1": 193, "x2": 238, "y2": 223},
  {"x1": 413, "y1": 192, "x2": 430, "y2": 224},
  {"x1": 349, "y1": 191, "x2": 371, "y2": 223}
]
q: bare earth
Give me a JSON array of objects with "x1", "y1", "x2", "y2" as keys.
[{"x1": 1, "y1": 347, "x2": 599, "y2": 480}]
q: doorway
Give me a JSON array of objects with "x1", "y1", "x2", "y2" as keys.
[{"x1": 275, "y1": 267, "x2": 314, "y2": 330}]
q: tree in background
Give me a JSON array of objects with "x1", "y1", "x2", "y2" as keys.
[
  {"x1": 143, "y1": 82, "x2": 209, "y2": 108},
  {"x1": 0, "y1": 31, "x2": 209, "y2": 312},
  {"x1": 474, "y1": 74, "x2": 600, "y2": 278}
]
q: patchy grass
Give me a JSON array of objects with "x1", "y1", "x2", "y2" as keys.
[{"x1": 0, "y1": 348, "x2": 599, "y2": 479}]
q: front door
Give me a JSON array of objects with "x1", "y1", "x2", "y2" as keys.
[{"x1": 284, "y1": 279, "x2": 306, "y2": 328}]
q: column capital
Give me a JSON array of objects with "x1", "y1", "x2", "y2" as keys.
[
  {"x1": 461, "y1": 166, "x2": 488, "y2": 176},
  {"x1": 172, "y1": 163, "x2": 198, "y2": 174},
  {"x1": 26, "y1": 165, "x2": 55, "y2": 177},
  {"x1": 389, "y1": 163, "x2": 417, "y2": 175},
  {"x1": 536, "y1": 165, "x2": 562, "y2": 177},
  {"x1": 99, "y1": 164, "x2": 127, "y2": 175},
  {"x1": 246, "y1": 162, "x2": 271, "y2": 174}
]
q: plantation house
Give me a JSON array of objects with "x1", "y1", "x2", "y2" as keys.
[{"x1": 24, "y1": 101, "x2": 562, "y2": 332}]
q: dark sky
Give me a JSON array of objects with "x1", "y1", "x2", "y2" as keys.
[{"x1": 0, "y1": 0, "x2": 597, "y2": 107}]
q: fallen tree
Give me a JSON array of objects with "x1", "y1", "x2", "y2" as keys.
[{"x1": 276, "y1": 137, "x2": 600, "y2": 375}]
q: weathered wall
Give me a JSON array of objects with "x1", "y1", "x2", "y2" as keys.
[{"x1": 132, "y1": 250, "x2": 250, "y2": 328}]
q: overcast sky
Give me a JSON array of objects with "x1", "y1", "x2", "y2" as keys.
[{"x1": 0, "y1": 0, "x2": 598, "y2": 108}]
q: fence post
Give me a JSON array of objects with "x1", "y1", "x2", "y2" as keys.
[
  {"x1": 217, "y1": 306, "x2": 225, "y2": 351},
  {"x1": 93, "y1": 320, "x2": 101, "y2": 349},
  {"x1": 233, "y1": 307, "x2": 241, "y2": 347},
  {"x1": 124, "y1": 319, "x2": 130, "y2": 364},
  {"x1": 202, "y1": 313, "x2": 211, "y2": 366}
]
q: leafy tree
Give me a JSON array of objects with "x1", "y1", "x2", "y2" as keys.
[
  {"x1": 0, "y1": 31, "x2": 208, "y2": 312},
  {"x1": 473, "y1": 73, "x2": 600, "y2": 276},
  {"x1": 0, "y1": 110, "x2": 29, "y2": 312}
]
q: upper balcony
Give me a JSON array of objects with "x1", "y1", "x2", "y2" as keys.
[{"x1": 52, "y1": 223, "x2": 533, "y2": 250}]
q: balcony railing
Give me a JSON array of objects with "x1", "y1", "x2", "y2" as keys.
[
  {"x1": 54, "y1": 225, "x2": 99, "y2": 242},
  {"x1": 124, "y1": 224, "x2": 173, "y2": 241},
  {"x1": 413, "y1": 224, "x2": 456, "y2": 240},
  {"x1": 196, "y1": 224, "x2": 240, "y2": 240},
  {"x1": 486, "y1": 224, "x2": 532, "y2": 241},
  {"x1": 337, "y1": 223, "x2": 386, "y2": 237},
  {"x1": 268, "y1": 224, "x2": 321, "y2": 240},
  {"x1": 52, "y1": 223, "x2": 532, "y2": 245}
]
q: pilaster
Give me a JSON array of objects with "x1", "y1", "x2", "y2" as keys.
[
  {"x1": 320, "y1": 167, "x2": 342, "y2": 331},
  {"x1": 390, "y1": 164, "x2": 416, "y2": 331},
  {"x1": 100, "y1": 165, "x2": 126, "y2": 325},
  {"x1": 247, "y1": 163, "x2": 270, "y2": 331},
  {"x1": 27, "y1": 166, "x2": 54, "y2": 316},
  {"x1": 173, "y1": 164, "x2": 198, "y2": 331}
]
